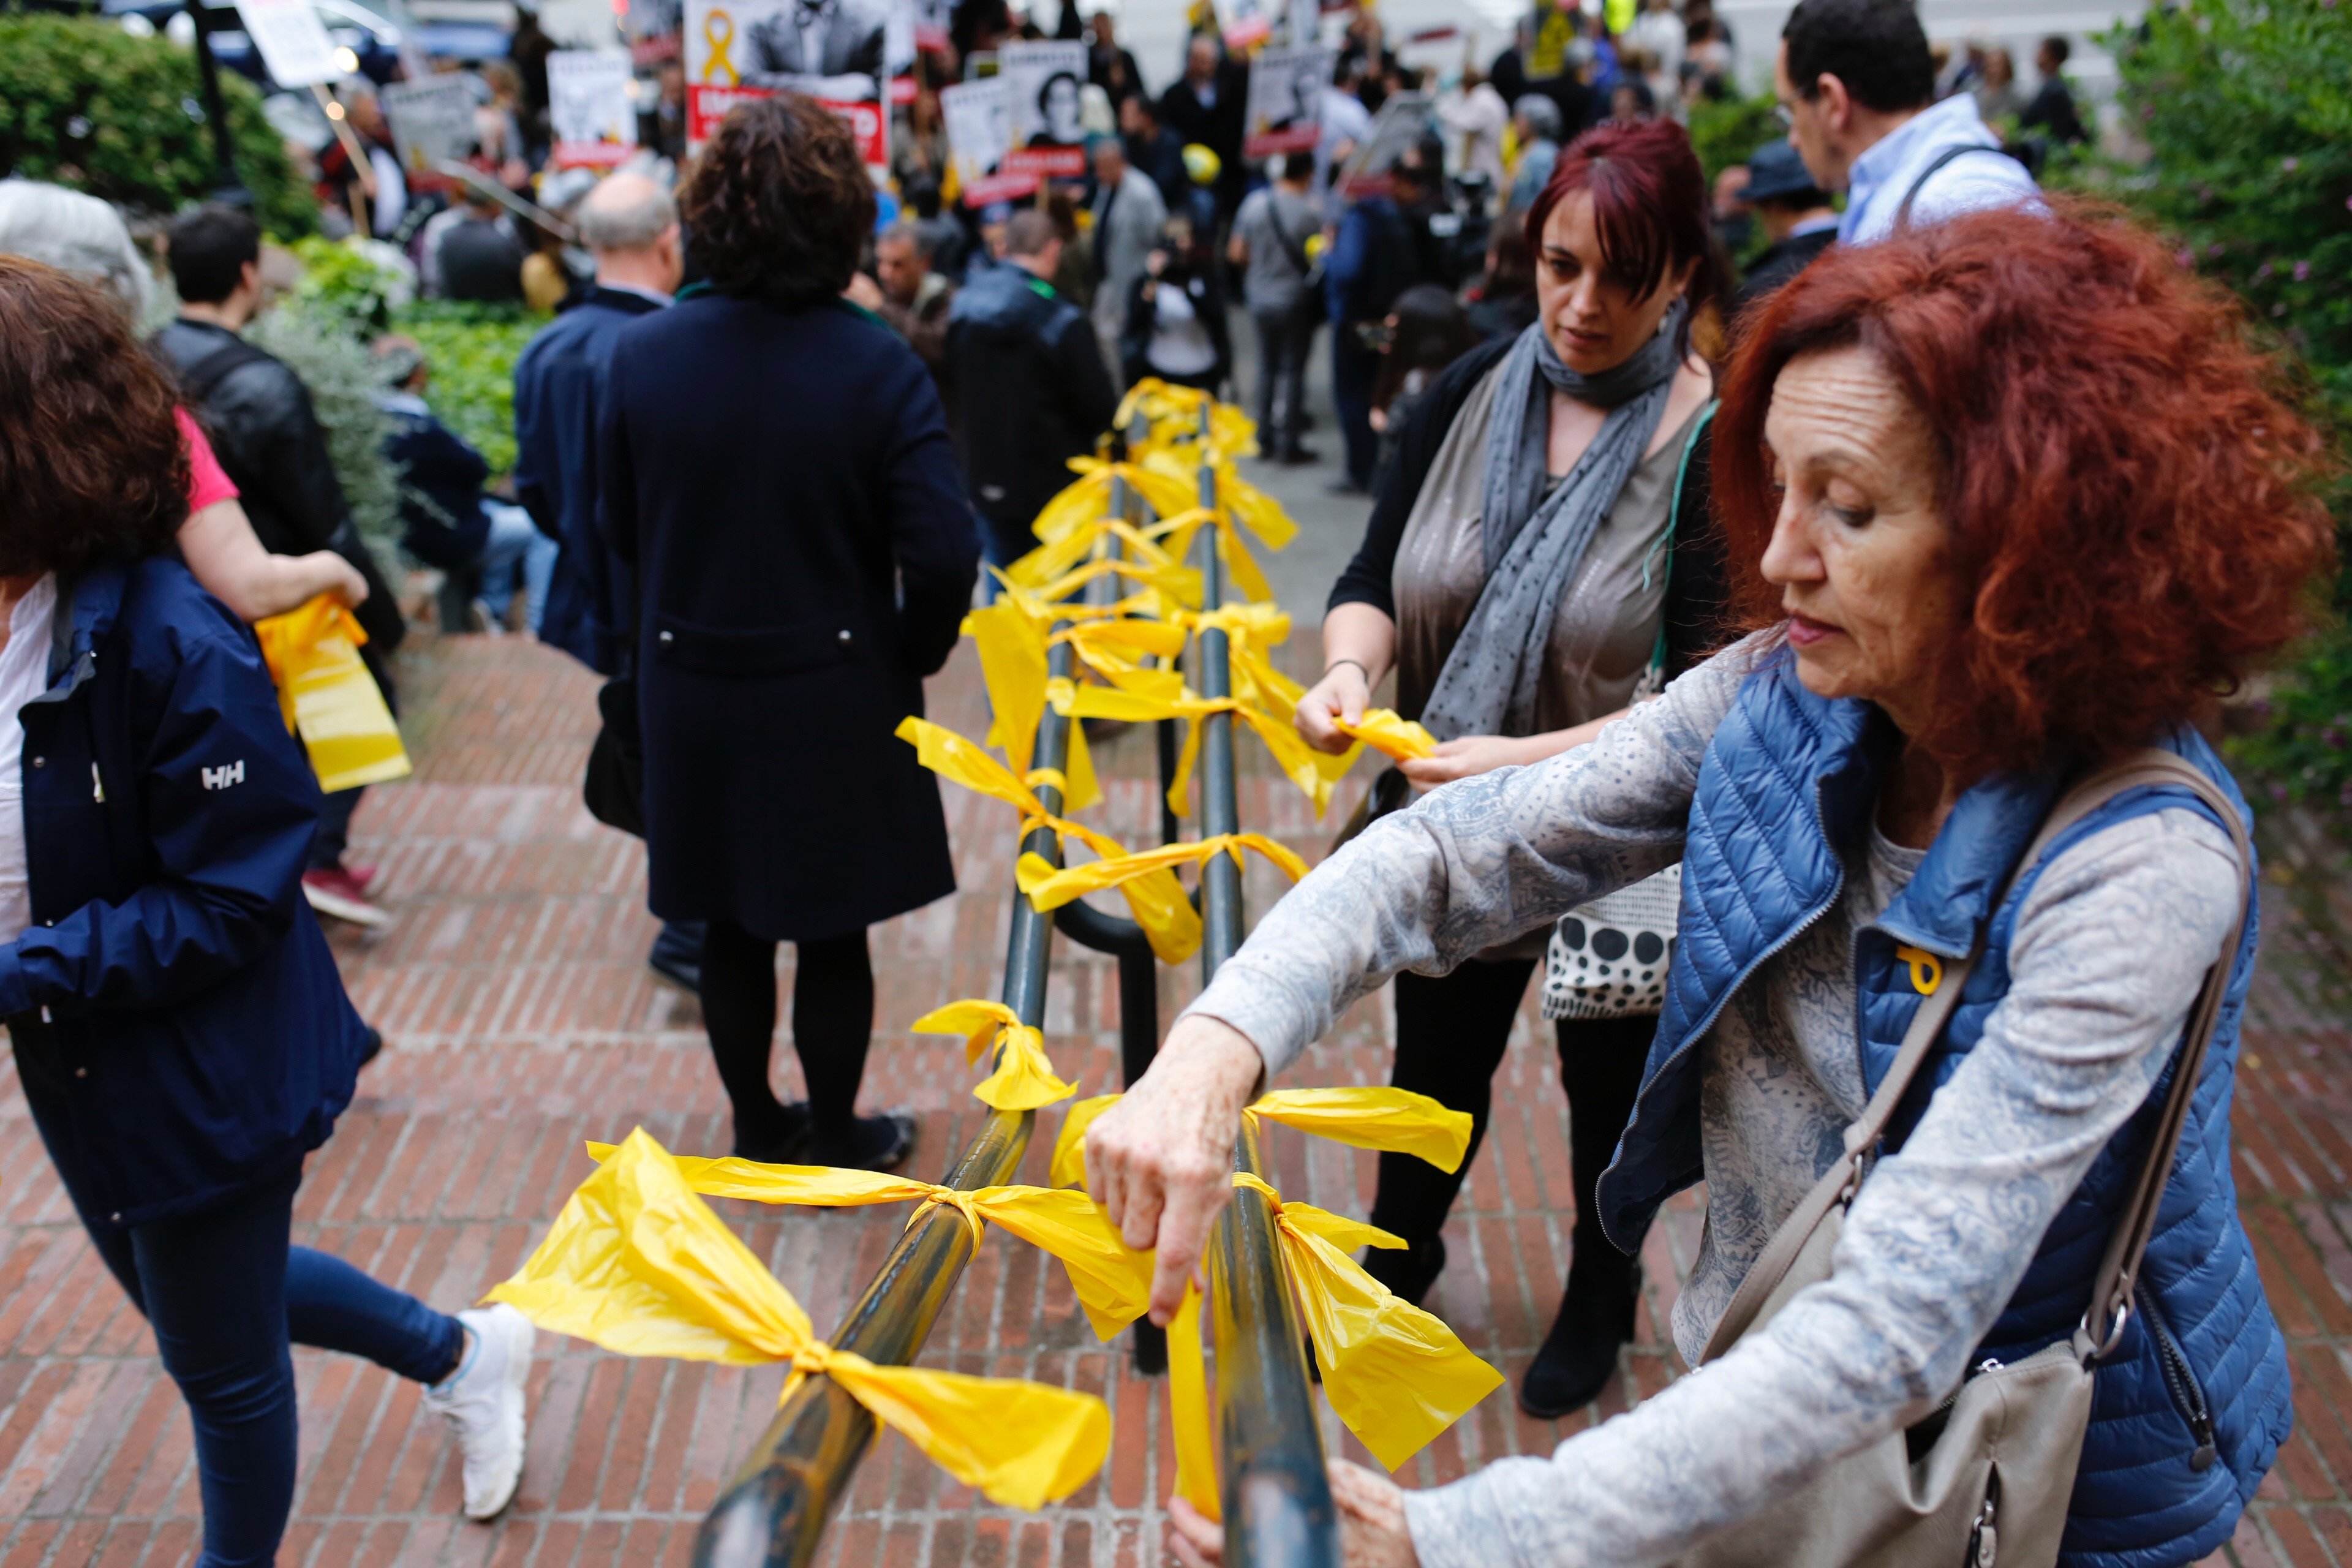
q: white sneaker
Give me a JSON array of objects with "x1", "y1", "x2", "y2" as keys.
[{"x1": 422, "y1": 1303, "x2": 534, "y2": 1520}]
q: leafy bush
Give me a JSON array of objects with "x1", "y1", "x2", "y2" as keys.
[
  {"x1": 2059, "y1": 0, "x2": 2352, "y2": 809},
  {"x1": 287, "y1": 233, "x2": 417, "y2": 334},
  {"x1": 0, "y1": 14, "x2": 313, "y2": 237},
  {"x1": 1687, "y1": 89, "x2": 1782, "y2": 187},
  {"x1": 393, "y1": 302, "x2": 538, "y2": 477}
]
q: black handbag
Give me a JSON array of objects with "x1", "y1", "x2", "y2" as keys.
[{"x1": 582, "y1": 669, "x2": 645, "y2": 838}]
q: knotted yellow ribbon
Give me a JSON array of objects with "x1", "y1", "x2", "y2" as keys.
[
  {"x1": 1015, "y1": 832, "x2": 1308, "y2": 915},
  {"x1": 489, "y1": 1129, "x2": 1109, "y2": 1510},
  {"x1": 1048, "y1": 1086, "x2": 1471, "y2": 1191},
  {"x1": 1046, "y1": 675, "x2": 1353, "y2": 818},
  {"x1": 579, "y1": 1140, "x2": 1152, "y2": 1342},
  {"x1": 911, "y1": 998, "x2": 1077, "y2": 1111},
  {"x1": 1334, "y1": 709, "x2": 1438, "y2": 762},
  {"x1": 1166, "y1": 1174, "x2": 1504, "y2": 1511},
  {"x1": 252, "y1": 594, "x2": 410, "y2": 793},
  {"x1": 1116, "y1": 379, "x2": 1260, "y2": 463},
  {"x1": 897, "y1": 717, "x2": 1202, "y2": 963}
]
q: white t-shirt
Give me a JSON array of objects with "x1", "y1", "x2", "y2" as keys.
[{"x1": 0, "y1": 575, "x2": 59, "y2": 946}]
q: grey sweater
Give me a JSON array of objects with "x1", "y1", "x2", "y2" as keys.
[{"x1": 1184, "y1": 638, "x2": 2241, "y2": 1568}]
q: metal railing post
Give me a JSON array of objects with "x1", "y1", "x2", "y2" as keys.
[{"x1": 1191, "y1": 405, "x2": 1340, "y2": 1567}]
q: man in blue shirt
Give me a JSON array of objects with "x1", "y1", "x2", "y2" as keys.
[
  {"x1": 1774, "y1": 0, "x2": 2039, "y2": 246},
  {"x1": 511, "y1": 170, "x2": 704, "y2": 992}
]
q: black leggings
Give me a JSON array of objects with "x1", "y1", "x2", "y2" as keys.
[
  {"x1": 1368, "y1": 957, "x2": 1654, "y2": 1272},
  {"x1": 696, "y1": 921, "x2": 875, "y2": 1146}
]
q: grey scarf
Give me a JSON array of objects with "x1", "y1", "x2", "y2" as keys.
[{"x1": 1418, "y1": 303, "x2": 1686, "y2": 741}]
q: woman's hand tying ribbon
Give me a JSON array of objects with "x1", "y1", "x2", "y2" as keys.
[
  {"x1": 911, "y1": 998, "x2": 1076, "y2": 1111},
  {"x1": 489, "y1": 1129, "x2": 1110, "y2": 1510},
  {"x1": 579, "y1": 1136, "x2": 1153, "y2": 1341}
]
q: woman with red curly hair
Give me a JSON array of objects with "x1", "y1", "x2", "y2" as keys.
[{"x1": 1096, "y1": 203, "x2": 2332, "y2": 1568}]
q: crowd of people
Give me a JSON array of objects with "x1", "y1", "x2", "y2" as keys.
[{"x1": 0, "y1": 0, "x2": 2333, "y2": 1563}]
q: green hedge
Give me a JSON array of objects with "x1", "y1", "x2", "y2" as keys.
[{"x1": 0, "y1": 14, "x2": 314, "y2": 237}]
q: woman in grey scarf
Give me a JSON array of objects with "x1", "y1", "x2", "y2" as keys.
[{"x1": 1285, "y1": 120, "x2": 1726, "y2": 1419}]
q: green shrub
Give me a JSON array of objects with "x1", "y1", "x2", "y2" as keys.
[
  {"x1": 391, "y1": 301, "x2": 538, "y2": 478},
  {"x1": 287, "y1": 233, "x2": 416, "y2": 334},
  {"x1": 0, "y1": 13, "x2": 313, "y2": 237},
  {"x1": 1687, "y1": 89, "x2": 1782, "y2": 187}
]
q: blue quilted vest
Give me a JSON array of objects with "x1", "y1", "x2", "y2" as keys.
[{"x1": 1595, "y1": 649, "x2": 2291, "y2": 1568}]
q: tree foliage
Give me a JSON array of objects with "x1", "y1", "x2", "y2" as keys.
[{"x1": 0, "y1": 14, "x2": 314, "y2": 237}]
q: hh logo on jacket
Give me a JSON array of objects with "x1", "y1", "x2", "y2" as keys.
[{"x1": 201, "y1": 760, "x2": 246, "y2": 791}]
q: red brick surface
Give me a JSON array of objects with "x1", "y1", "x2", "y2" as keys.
[{"x1": 2, "y1": 631, "x2": 2349, "y2": 1565}]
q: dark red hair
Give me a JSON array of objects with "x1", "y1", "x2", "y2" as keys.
[
  {"x1": 1524, "y1": 119, "x2": 1721, "y2": 322},
  {"x1": 1714, "y1": 201, "x2": 2337, "y2": 784}
]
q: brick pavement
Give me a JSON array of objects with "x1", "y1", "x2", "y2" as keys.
[{"x1": 3, "y1": 628, "x2": 2351, "y2": 1566}]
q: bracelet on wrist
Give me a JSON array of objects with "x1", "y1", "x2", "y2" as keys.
[{"x1": 1325, "y1": 658, "x2": 1371, "y2": 684}]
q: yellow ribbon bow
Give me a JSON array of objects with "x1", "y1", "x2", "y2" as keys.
[
  {"x1": 957, "y1": 601, "x2": 1104, "y2": 809},
  {"x1": 1333, "y1": 709, "x2": 1438, "y2": 762},
  {"x1": 251, "y1": 594, "x2": 411, "y2": 793},
  {"x1": 488, "y1": 1129, "x2": 1110, "y2": 1511},
  {"x1": 580, "y1": 1141, "x2": 1153, "y2": 1343},
  {"x1": 1167, "y1": 1174, "x2": 1504, "y2": 1513},
  {"x1": 1019, "y1": 460, "x2": 1200, "y2": 585},
  {"x1": 911, "y1": 998, "x2": 1077, "y2": 1112},
  {"x1": 1048, "y1": 1086, "x2": 1472, "y2": 1191},
  {"x1": 896, "y1": 717, "x2": 1203, "y2": 963},
  {"x1": 1015, "y1": 832, "x2": 1308, "y2": 916},
  {"x1": 1116, "y1": 379, "x2": 1261, "y2": 463},
  {"x1": 1046, "y1": 674, "x2": 1352, "y2": 819}
]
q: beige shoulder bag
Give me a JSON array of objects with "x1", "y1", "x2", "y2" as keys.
[{"x1": 1680, "y1": 750, "x2": 2251, "y2": 1568}]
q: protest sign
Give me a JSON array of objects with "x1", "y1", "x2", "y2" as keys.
[
  {"x1": 1224, "y1": 0, "x2": 1271, "y2": 50},
  {"x1": 233, "y1": 0, "x2": 341, "y2": 88},
  {"x1": 905, "y1": 0, "x2": 949, "y2": 50},
  {"x1": 684, "y1": 0, "x2": 890, "y2": 174},
  {"x1": 940, "y1": 76, "x2": 1033, "y2": 207},
  {"x1": 1284, "y1": 0, "x2": 1320, "y2": 47},
  {"x1": 1000, "y1": 39, "x2": 1087, "y2": 180},
  {"x1": 1333, "y1": 89, "x2": 1430, "y2": 198},
  {"x1": 549, "y1": 49, "x2": 640, "y2": 167},
  {"x1": 1244, "y1": 45, "x2": 1331, "y2": 157},
  {"x1": 382, "y1": 75, "x2": 479, "y2": 178}
]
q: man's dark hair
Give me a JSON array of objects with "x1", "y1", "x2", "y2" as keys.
[
  {"x1": 2040, "y1": 35, "x2": 2071, "y2": 66},
  {"x1": 678, "y1": 94, "x2": 875, "y2": 307},
  {"x1": 1003, "y1": 209, "x2": 1058, "y2": 257},
  {"x1": 166, "y1": 203, "x2": 262, "y2": 306},
  {"x1": 1280, "y1": 151, "x2": 1314, "y2": 183},
  {"x1": 1755, "y1": 183, "x2": 1830, "y2": 213},
  {"x1": 1781, "y1": 0, "x2": 1936, "y2": 114}
]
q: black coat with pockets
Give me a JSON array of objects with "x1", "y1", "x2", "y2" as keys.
[{"x1": 601, "y1": 292, "x2": 981, "y2": 940}]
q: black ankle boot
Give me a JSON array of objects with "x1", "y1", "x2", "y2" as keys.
[
  {"x1": 1360, "y1": 1234, "x2": 1447, "y2": 1307},
  {"x1": 1517, "y1": 1253, "x2": 1640, "y2": 1419}
]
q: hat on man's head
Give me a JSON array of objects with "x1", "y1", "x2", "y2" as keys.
[{"x1": 1743, "y1": 139, "x2": 1823, "y2": 205}]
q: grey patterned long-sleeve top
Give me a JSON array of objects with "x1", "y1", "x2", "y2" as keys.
[{"x1": 1182, "y1": 637, "x2": 2240, "y2": 1568}]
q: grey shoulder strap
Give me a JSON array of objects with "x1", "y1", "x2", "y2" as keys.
[{"x1": 1701, "y1": 748, "x2": 2250, "y2": 1364}]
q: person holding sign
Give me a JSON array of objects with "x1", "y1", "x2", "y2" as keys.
[{"x1": 600, "y1": 97, "x2": 978, "y2": 1171}]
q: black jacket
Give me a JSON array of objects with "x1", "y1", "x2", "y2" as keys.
[
  {"x1": 1158, "y1": 66, "x2": 1248, "y2": 209},
  {"x1": 378, "y1": 392, "x2": 492, "y2": 571},
  {"x1": 1330, "y1": 334, "x2": 1728, "y2": 677},
  {"x1": 1730, "y1": 224, "x2": 1837, "y2": 318},
  {"x1": 943, "y1": 265, "x2": 1118, "y2": 529},
  {"x1": 150, "y1": 318, "x2": 407, "y2": 652},
  {"x1": 1121, "y1": 266, "x2": 1231, "y2": 390},
  {"x1": 601, "y1": 292, "x2": 979, "y2": 939}
]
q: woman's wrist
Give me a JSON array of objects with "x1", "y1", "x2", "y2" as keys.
[{"x1": 1325, "y1": 657, "x2": 1371, "y2": 685}]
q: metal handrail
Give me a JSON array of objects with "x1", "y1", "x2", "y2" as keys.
[
  {"x1": 692, "y1": 636, "x2": 1084, "y2": 1568},
  {"x1": 1190, "y1": 410, "x2": 1341, "y2": 1567}
]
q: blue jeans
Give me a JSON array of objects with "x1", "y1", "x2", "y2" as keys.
[
  {"x1": 77, "y1": 1170, "x2": 464, "y2": 1568},
  {"x1": 478, "y1": 502, "x2": 559, "y2": 634}
]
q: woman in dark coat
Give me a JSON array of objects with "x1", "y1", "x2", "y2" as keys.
[{"x1": 603, "y1": 95, "x2": 980, "y2": 1171}]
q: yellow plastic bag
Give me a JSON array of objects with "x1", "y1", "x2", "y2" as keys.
[
  {"x1": 1335, "y1": 709, "x2": 1438, "y2": 762},
  {"x1": 1047, "y1": 1086, "x2": 1471, "y2": 1190},
  {"x1": 488, "y1": 1129, "x2": 1110, "y2": 1510},
  {"x1": 1015, "y1": 832, "x2": 1307, "y2": 915},
  {"x1": 896, "y1": 717, "x2": 1202, "y2": 962},
  {"x1": 581, "y1": 1139, "x2": 1153, "y2": 1342},
  {"x1": 911, "y1": 998, "x2": 1077, "y2": 1112},
  {"x1": 252, "y1": 595, "x2": 410, "y2": 793}
]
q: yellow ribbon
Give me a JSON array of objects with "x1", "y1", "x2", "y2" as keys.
[
  {"x1": 700, "y1": 7, "x2": 738, "y2": 84},
  {"x1": 910, "y1": 998, "x2": 1078, "y2": 1112},
  {"x1": 1333, "y1": 709, "x2": 1438, "y2": 762},
  {"x1": 1047, "y1": 674, "x2": 1353, "y2": 818},
  {"x1": 1166, "y1": 1174, "x2": 1504, "y2": 1507},
  {"x1": 1895, "y1": 943, "x2": 1943, "y2": 996},
  {"x1": 1049, "y1": 1086, "x2": 1471, "y2": 1191},
  {"x1": 1016, "y1": 832, "x2": 1308, "y2": 916},
  {"x1": 897, "y1": 717, "x2": 1203, "y2": 963},
  {"x1": 489, "y1": 1129, "x2": 1109, "y2": 1510},
  {"x1": 251, "y1": 594, "x2": 410, "y2": 793},
  {"x1": 580, "y1": 1140, "x2": 1153, "y2": 1343}
]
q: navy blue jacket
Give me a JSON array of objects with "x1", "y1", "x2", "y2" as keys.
[
  {"x1": 379, "y1": 391, "x2": 494, "y2": 571},
  {"x1": 2, "y1": 560, "x2": 368, "y2": 1229},
  {"x1": 513, "y1": 285, "x2": 666, "y2": 674},
  {"x1": 1604, "y1": 649, "x2": 2289, "y2": 1566},
  {"x1": 602, "y1": 292, "x2": 979, "y2": 940},
  {"x1": 943, "y1": 265, "x2": 1117, "y2": 532}
]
